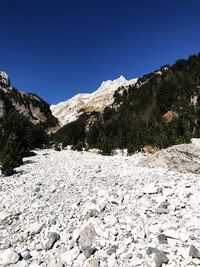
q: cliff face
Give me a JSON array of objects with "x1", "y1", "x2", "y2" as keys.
[{"x1": 0, "y1": 85, "x2": 58, "y2": 126}]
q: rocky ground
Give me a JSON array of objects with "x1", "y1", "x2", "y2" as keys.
[{"x1": 1, "y1": 148, "x2": 200, "y2": 266}]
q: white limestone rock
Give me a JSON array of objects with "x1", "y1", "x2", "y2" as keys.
[{"x1": 0, "y1": 248, "x2": 20, "y2": 265}]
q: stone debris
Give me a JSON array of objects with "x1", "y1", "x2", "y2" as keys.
[{"x1": 0, "y1": 147, "x2": 200, "y2": 266}]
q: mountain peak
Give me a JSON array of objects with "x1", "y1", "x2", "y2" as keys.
[{"x1": 51, "y1": 76, "x2": 137, "y2": 126}]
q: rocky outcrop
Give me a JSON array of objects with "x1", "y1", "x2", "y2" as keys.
[
  {"x1": 139, "y1": 138, "x2": 200, "y2": 173},
  {"x1": 0, "y1": 71, "x2": 10, "y2": 87},
  {"x1": 0, "y1": 85, "x2": 58, "y2": 125}
]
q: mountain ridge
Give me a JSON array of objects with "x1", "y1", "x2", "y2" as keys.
[
  {"x1": 51, "y1": 75, "x2": 137, "y2": 126},
  {"x1": 0, "y1": 72, "x2": 58, "y2": 127}
]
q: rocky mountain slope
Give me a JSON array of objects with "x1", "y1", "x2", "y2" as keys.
[
  {"x1": 1, "y1": 147, "x2": 200, "y2": 266},
  {"x1": 51, "y1": 76, "x2": 137, "y2": 126},
  {"x1": 0, "y1": 72, "x2": 57, "y2": 126}
]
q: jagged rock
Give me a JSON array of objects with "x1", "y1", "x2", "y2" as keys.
[
  {"x1": 43, "y1": 232, "x2": 60, "y2": 250},
  {"x1": 157, "y1": 234, "x2": 168, "y2": 244},
  {"x1": 189, "y1": 245, "x2": 200, "y2": 259},
  {"x1": 0, "y1": 248, "x2": 20, "y2": 265},
  {"x1": 146, "y1": 247, "x2": 158, "y2": 255},
  {"x1": 155, "y1": 250, "x2": 169, "y2": 267}
]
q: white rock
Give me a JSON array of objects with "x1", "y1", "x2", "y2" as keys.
[
  {"x1": 61, "y1": 247, "x2": 80, "y2": 265},
  {"x1": 107, "y1": 254, "x2": 117, "y2": 267},
  {"x1": 104, "y1": 215, "x2": 118, "y2": 226},
  {"x1": 143, "y1": 183, "x2": 157, "y2": 194},
  {"x1": 29, "y1": 263, "x2": 41, "y2": 267},
  {"x1": 13, "y1": 260, "x2": 28, "y2": 267},
  {"x1": 164, "y1": 229, "x2": 179, "y2": 239},
  {"x1": 0, "y1": 212, "x2": 10, "y2": 222},
  {"x1": 0, "y1": 248, "x2": 20, "y2": 265},
  {"x1": 28, "y1": 222, "x2": 43, "y2": 235}
]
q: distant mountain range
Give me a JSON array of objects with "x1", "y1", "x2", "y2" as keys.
[{"x1": 51, "y1": 75, "x2": 137, "y2": 126}]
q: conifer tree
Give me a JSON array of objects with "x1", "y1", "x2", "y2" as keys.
[{"x1": 0, "y1": 133, "x2": 23, "y2": 176}]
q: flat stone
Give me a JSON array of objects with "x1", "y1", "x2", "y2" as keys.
[
  {"x1": 164, "y1": 229, "x2": 179, "y2": 239},
  {"x1": 143, "y1": 184, "x2": 158, "y2": 194}
]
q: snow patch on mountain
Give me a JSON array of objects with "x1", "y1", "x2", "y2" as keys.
[{"x1": 51, "y1": 76, "x2": 137, "y2": 126}]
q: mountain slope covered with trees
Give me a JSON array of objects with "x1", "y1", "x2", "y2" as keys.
[
  {"x1": 53, "y1": 53, "x2": 200, "y2": 154},
  {"x1": 0, "y1": 78, "x2": 58, "y2": 175}
]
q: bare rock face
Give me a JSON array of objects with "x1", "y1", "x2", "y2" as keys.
[
  {"x1": 139, "y1": 139, "x2": 200, "y2": 173},
  {"x1": 0, "y1": 71, "x2": 10, "y2": 87}
]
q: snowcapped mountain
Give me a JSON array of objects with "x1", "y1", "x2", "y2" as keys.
[{"x1": 51, "y1": 75, "x2": 137, "y2": 126}]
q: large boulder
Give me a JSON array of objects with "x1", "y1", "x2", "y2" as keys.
[{"x1": 139, "y1": 139, "x2": 200, "y2": 173}]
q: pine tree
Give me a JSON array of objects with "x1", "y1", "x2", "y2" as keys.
[{"x1": 0, "y1": 133, "x2": 23, "y2": 176}]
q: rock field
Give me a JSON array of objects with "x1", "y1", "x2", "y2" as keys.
[{"x1": 1, "y1": 148, "x2": 200, "y2": 266}]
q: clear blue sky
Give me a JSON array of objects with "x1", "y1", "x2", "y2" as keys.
[{"x1": 1, "y1": 0, "x2": 200, "y2": 104}]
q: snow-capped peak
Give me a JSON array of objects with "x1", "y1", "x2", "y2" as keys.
[{"x1": 51, "y1": 76, "x2": 137, "y2": 126}]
